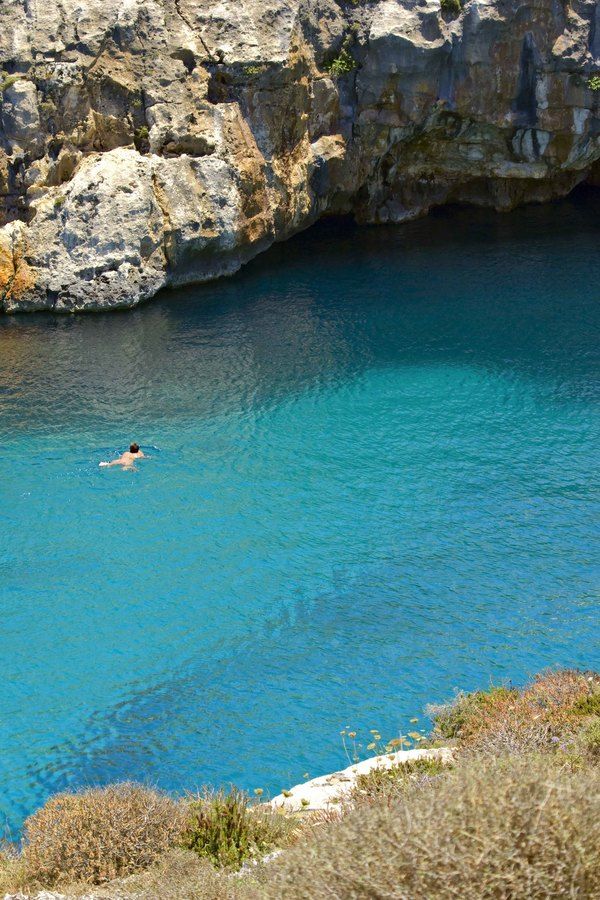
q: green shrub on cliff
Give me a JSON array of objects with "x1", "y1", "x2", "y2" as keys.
[
  {"x1": 181, "y1": 789, "x2": 294, "y2": 870},
  {"x1": 588, "y1": 75, "x2": 600, "y2": 91},
  {"x1": 0, "y1": 73, "x2": 20, "y2": 94},
  {"x1": 428, "y1": 669, "x2": 600, "y2": 754},
  {"x1": 326, "y1": 48, "x2": 357, "y2": 77},
  {"x1": 440, "y1": 0, "x2": 462, "y2": 15}
]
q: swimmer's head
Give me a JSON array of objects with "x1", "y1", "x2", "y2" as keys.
[{"x1": 130, "y1": 443, "x2": 140, "y2": 453}]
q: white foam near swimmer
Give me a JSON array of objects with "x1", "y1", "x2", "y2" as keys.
[{"x1": 270, "y1": 747, "x2": 453, "y2": 813}]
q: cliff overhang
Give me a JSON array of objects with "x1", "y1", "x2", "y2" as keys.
[{"x1": 0, "y1": 0, "x2": 598, "y2": 311}]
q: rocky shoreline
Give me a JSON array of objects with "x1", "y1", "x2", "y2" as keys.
[
  {"x1": 1, "y1": 0, "x2": 599, "y2": 312},
  {"x1": 269, "y1": 745, "x2": 453, "y2": 812}
]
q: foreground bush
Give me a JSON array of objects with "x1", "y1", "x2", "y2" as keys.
[
  {"x1": 23, "y1": 783, "x2": 185, "y2": 886},
  {"x1": 86, "y1": 849, "x2": 245, "y2": 900},
  {"x1": 263, "y1": 755, "x2": 600, "y2": 899}
]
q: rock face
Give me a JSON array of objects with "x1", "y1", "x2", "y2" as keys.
[{"x1": 0, "y1": 0, "x2": 598, "y2": 311}]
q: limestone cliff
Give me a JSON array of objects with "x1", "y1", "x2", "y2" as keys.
[{"x1": 0, "y1": 0, "x2": 598, "y2": 311}]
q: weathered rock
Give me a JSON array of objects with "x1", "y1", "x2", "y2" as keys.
[{"x1": 0, "y1": 0, "x2": 598, "y2": 311}]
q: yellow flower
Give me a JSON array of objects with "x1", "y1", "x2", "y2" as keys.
[
  {"x1": 367, "y1": 742, "x2": 376, "y2": 750},
  {"x1": 253, "y1": 788, "x2": 263, "y2": 796},
  {"x1": 410, "y1": 717, "x2": 419, "y2": 723},
  {"x1": 348, "y1": 731, "x2": 357, "y2": 739}
]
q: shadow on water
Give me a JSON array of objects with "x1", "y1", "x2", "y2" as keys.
[{"x1": 1, "y1": 186, "x2": 599, "y2": 436}]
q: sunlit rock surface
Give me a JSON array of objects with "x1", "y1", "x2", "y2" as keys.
[{"x1": 0, "y1": 0, "x2": 598, "y2": 310}]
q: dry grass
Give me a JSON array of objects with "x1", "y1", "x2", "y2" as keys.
[
  {"x1": 0, "y1": 845, "x2": 29, "y2": 895},
  {"x1": 23, "y1": 783, "x2": 186, "y2": 886},
  {"x1": 262, "y1": 754, "x2": 600, "y2": 899},
  {"x1": 428, "y1": 669, "x2": 600, "y2": 755},
  {"x1": 80, "y1": 849, "x2": 248, "y2": 900}
]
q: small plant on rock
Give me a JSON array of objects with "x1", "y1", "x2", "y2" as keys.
[
  {"x1": 440, "y1": 0, "x2": 462, "y2": 15},
  {"x1": 327, "y1": 47, "x2": 357, "y2": 77},
  {"x1": 134, "y1": 125, "x2": 150, "y2": 152},
  {"x1": 243, "y1": 64, "x2": 264, "y2": 77},
  {"x1": 588, "y1": 75, "x2": 600, "y2": 91},
  {"x1": 0, "y1": 73, "x2": 20, "y2": 94}
]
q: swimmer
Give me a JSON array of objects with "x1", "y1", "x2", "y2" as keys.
[{"x1": 100, "y1": 443, "x2": 147, "y2": 469}]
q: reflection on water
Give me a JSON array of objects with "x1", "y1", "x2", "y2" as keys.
[{"x1": 1, "y1": 189, "x2": 599, "y2": 832}]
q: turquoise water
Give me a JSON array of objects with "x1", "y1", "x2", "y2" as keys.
[{"x1": 1, "y1": 192, "x2": 599, "y2": 833}]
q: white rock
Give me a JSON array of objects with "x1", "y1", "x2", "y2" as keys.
[{"x1": 270, "y1": 747, "x2": 454, "y2": 813}]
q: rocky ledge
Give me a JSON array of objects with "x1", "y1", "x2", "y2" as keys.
[{"x1": 0, "y1": 0, "x2": 599, "y2": 312}]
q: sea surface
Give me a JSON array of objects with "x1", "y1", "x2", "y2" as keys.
[{"x1": 1, "y1": 191, "x2": 599, "y2": 833}]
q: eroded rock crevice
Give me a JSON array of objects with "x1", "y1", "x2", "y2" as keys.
[{"x1": 0, "y1": 0, "x2": 599, "y2": 311}]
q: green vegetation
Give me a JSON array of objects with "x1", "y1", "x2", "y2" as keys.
[
  {"x1": 39, "y1": 99, "x2": 56, "y2": 118},
  {"x1": 588, "y1": 75, "x2": 600, "y2": 91},
  {"x1": 1, "y1": 668, "x2": 599, "y2": 898},
  {"x1": 581, "y1": 718, "x2": 600, "y2": 758},
  {"x1": 0, "y1": 73, "x2": 21, "y2": 94},
  {"x1": 326, "y1": 47, "x2": 357, "y2": 77},
  {"x1": 427, "y1": 684, "x2": 517, "y2": 740},
  {"x1": 351, "y1": 756, "x2": 450, "y2": 803},
  {"x1": 573, "y1": 686, "x2": 600, "y2": 716},
  {"x1": 242, "y1": 64, "x2": 264, "y2": 77},
  {"x1": 53, "y1": 194, "x2": 66, "y2": 208},
  {"x1": 181, "y1": 789, "x2": 294, "y2": 869},
  {"x1": 428, "y1": 669, "x2": 600, "y2": 755},
  {"x1": 134, "y1": 125, "x2": 150, "y2": 152},
  {"x1": 440, "y1": 0, "x2": 463, "y2": 15}
]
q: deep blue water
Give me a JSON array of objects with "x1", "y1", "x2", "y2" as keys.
[{"x1": 1, "y1": 191, "x2": 599, "y2": 834}]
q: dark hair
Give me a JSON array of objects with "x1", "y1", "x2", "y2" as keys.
[{"x1": 130, "y1": 443, "x2": 140, "y2": 453}]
